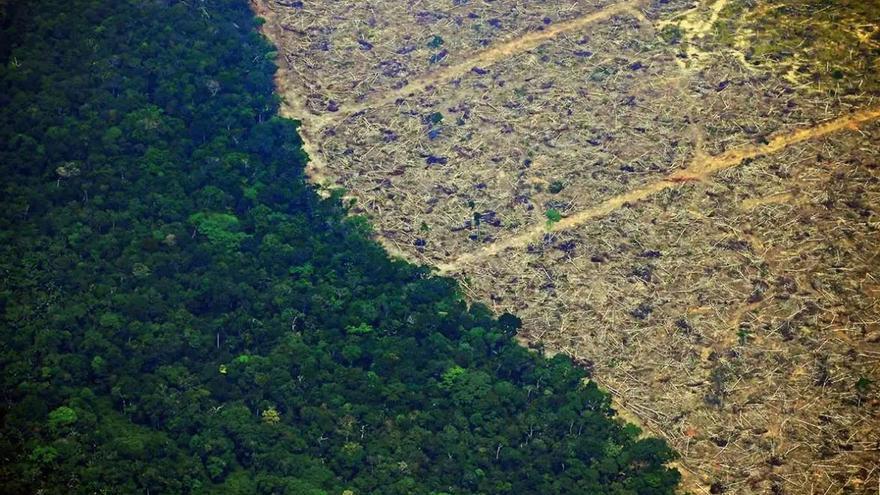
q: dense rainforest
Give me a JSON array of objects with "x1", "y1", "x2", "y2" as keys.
[{"x1": 0, "y1": 1, "x2": 679, "y2": 493}]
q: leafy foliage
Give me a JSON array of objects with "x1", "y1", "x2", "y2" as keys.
[{"x1": 0, "y1": 1, "x2": 679, "y2": 493}]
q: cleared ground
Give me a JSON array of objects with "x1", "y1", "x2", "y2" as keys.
[{"x1": 254, "y1": 0, "x2": 880, "y2": 492}]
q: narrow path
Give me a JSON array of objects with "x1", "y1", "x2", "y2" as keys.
[
  {"x1": 316, "y1": 0, "x2": 642, "y2": 128},
  {"x1": 436, "y1": 106, "x2": 880, "y2": 273}
]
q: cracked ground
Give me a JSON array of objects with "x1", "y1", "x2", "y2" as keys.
[{"x1": 253, "y1": 0, "x2": 880, "y2": 492}]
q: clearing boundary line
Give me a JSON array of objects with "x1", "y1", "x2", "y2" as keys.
[{"x1": 437, "y1": 105, "x2": 880, "y2": 273}]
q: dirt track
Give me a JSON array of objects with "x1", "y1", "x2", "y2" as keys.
[
  {"x1": 314, "y1": 0, "x2": 644, "y2": 127},
  {"x1": 438, "y1": 106, "x2": 880, "y2": 273}
]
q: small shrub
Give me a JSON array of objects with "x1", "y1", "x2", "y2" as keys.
[{"x1": 545, "y1": 208, "x2": 562, "y2": 225}]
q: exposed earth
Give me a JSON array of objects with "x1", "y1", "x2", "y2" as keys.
[{"x1": 253, "y1": 0, "x2": 880, "y2": 492}]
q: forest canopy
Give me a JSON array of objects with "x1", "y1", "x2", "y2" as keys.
[{"x1": 0, "y1": 0, "x2": 679, "y2": 493}]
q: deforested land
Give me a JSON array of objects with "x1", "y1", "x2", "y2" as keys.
[{"x1": 254, "y1": 0, "x2": 880, "y2": 493}]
